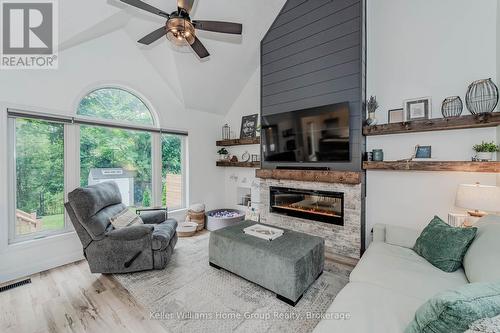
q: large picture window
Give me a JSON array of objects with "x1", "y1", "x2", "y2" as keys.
[
  {"x1": 11, "y1": 118, "x2": 66, "y2": 240},
  {"x1": 8, "y1": 87, "x2": 187, "y2": 244},
  {"x1": 77, "y1": 87, "x2": 186, "y2": 210},
  {"x1": 80, "y1": 126, "x2": 153, "y2": 207}
]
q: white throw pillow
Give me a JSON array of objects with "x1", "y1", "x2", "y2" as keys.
[
  {"x1": 110, "y1": 209, "x2": 144, "y2": 229},
  {"x1": 463, "y1": 214, "x2": 500, "y2": 283}
]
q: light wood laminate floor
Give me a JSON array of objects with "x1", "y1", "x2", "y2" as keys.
[{"x1": 0, "y1": 260, "x2": 166, "y2": 333}]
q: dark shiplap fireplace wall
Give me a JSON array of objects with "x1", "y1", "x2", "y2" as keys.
[
  {"x1": 261, "y1": 0, "x2": 366, "y2": 172},
  {"x1": 259, "y1": 0, "x2": 367, "y2": 254}
]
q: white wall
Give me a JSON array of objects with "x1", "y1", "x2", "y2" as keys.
[
  {"x1": 366, "y1": 0, "x2": 498, "y2": 243},
  {"x1": 222, "y1": 68, "x2": 261, "y2": 210},
  {"x1": 0, "y1": 30, "x2": 225, "y2": 283}
]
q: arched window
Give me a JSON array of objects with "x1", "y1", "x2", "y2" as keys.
[
  {"x1": 77, "y1": 87, "x2": 155, "y2": 126},
  {"x1": 75, "y1": 86, "x2": 185, "y2": 211}
]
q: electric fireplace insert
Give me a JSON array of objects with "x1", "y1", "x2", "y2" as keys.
[{"x1": 269, "y1": 186, "x2": 344, "y2": 226}]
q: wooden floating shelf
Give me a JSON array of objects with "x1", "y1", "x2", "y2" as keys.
[
  {"x1": 363, "y1": 113, "x2": 500, "y2": 136},
  {"x1": 256, "y1": 169, "x2": 362, "y2": 185},
  {"x1": 216, "y1": 161, "x2": 260, "y2": 168},
  {"x1": 216, "y1": 137, "x2": 260, "y2": 146},
  {"x1": 363, "y1": 161, "x2": 500, "y2": 173}
]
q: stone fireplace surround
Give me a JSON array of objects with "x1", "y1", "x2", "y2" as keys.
[{"x1": 256, "y1": 169, "x2": 363, "y2": 261}]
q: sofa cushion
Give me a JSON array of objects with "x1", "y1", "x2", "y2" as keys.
[
  {"x1": 151, "y1": 219, "x2": 178, "y2": 250},
  {"x1": 110, "y1": 209, "x2": 144, "y2": 229},
  {"x1": 405, "y1": 282, "x2": 500, "y2": 333},
  {"x1": 313, "y1": 282, "x2": 423, "y2": 333},
  {"x1": 350, "y1": 242, "x2": 468, "y2": 301},
  {"x1": 385, "y1": 224, "x2": 421, "y2": 249},
  {"x1": 413, "y1": 216, "x2": 477, "y2": 272},
  {"x1": 463, "y1": 215, "x2": 500, "y2": 283}
]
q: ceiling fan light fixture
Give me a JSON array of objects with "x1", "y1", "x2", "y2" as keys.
[
  {"x1": 123, "y1": 0, "x2": 242, "y2": 58},
  {"x1": 166, "y1": 17, "x2": 195, "y2": 46}
]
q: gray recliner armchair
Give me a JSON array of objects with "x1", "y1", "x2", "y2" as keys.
[{"x1": 65, "y1": 181, "x2": 178, "y2": 273}]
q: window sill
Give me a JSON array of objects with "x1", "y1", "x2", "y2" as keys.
[{"x1": 5, "y1": 230, "x2": 78, "y2": 252}]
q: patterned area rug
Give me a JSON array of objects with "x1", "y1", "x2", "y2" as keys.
[{"x1": 113, "y1": 232, "x2": 348, "y2": 333}]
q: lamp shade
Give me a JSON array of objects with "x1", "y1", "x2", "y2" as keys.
[{"x1": 455, "y1": 184, "x2": 500, "y2": 213}]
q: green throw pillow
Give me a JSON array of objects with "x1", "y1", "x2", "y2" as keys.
[
  {"x1": 413, "y1": 216, "x2": 477, "y2": 272},
  {"x1": 405, "y1": 282, "x2": 500, "y2": 333}
]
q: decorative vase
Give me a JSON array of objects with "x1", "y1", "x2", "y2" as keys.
[
  {"x1": 441, "y1": 96, "x2": 463, "y2": 118},
  {"x1": 366, "y1": 112, "x2": 378, "y2": 126},
  {"x1": 372, "y1": 149, "x2": 384, "y2": 161},
  {"x1": 476, "y1": 152, "x2": 494, "y2": 161},
  {"x1": 222, "y1": 124, "x2": 230, "y2": 140},
  {"x1": 465, "y1": 78, "x2": 499, "y2": 115}
]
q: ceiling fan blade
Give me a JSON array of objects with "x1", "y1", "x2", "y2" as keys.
[
  {"x1": 190, "y1": 37, "x2": 210, "y2": 59},
  {"x1": 138, "y1": 26, "x2": 166, "y2": 45},
  {"x1": 177, "y1": 0, "x2": 195, "y2": 13},
  {"x1": 120, "y1": 0, "x2": 169, "y2": 18},
  {"x1": 192, "y1": 20, "x2": 242, "y2": 35}
]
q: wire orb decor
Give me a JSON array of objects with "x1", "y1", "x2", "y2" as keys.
[
  {"x1": 465, "y1": 78, "x2": 499, "y2": 115},
  {"x1": 441, "y1": 96, "x2": 463, "y2": 118}
]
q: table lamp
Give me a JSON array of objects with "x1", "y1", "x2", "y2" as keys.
[{"x1": 455, "y1": 183, "x2": 500, "y2": 218}]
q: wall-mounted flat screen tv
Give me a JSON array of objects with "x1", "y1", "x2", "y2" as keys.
[{"x1": 261, "y1": 103, "x2": 350, "y2": 163}]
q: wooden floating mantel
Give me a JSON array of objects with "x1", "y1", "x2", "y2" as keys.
[
  {"x1": 255, "y1": 169, "x2": 362, "y2": 185},
  {"x1": 216, "y1": 161, "x2": 260, "y2": 168},
  {"x1": 216, "y1": 137, "x2": 260, "y2": 146},
  {"x1": 363, "y1": 161, "x2": 500, "y2": 173},
  {"x1": 363, "y1": 113, "x2": 500, "y2": 136}
]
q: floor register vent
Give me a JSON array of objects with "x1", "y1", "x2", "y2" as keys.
[{"x1": 0, "y1": 278, "x2": 32, "y2": 293}]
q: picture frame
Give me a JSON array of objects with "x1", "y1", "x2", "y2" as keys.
[
  {"x1": 414, "y1": 145, "x2": 432, "y2": 159},
  {"x1": 240, "y1": 114, "x2": 258, "y2": 139},
  {"x1": 404, "y1": 97, "x2": 431, "y2": 121},
  {"x1": 388, "y1": 108, "x2": 405, "y2": 123}
]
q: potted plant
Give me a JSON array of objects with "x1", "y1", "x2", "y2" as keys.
[
  {"x1": 217, "y1": 147, "x2": 229, "y2": 161},
  {"x1": 366, "y1": 96, "x2": 379, "y2": 126},
  {"x1": 473, "y1": 141, "x2": 499, "y2": 161}
]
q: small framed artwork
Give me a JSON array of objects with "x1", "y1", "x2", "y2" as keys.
[
  {"x1": 388, "y1": 108, "x2": 405, "y2": 123},
  {"x1": 404, "y1": 97, "x2": 431, "y2": 121},
  {"x1": 414, "y1": 145, "x2": 432, "y2": 159},
  {"x1": 240, "y1": 114, "x2": 258, "y2": 139}
]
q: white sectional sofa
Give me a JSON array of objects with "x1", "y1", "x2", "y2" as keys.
[{"x1": 313, "y1": 215, "x2": 500, "y2": 333}]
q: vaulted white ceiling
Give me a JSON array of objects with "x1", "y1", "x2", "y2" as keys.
[{"x1": 59, "y1": 0, "x2": 286, "y2": 114}]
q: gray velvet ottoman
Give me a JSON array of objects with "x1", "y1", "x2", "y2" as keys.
[{"x1": 209, "y1": 220, "x2": 324, "y2": 306}]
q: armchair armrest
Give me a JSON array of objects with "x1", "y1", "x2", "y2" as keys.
[
  {"x1": 107, "y1": 225, "x2": 154, "y2": 241},
  {"x1": 136, "y1": 207, "x2": 168, "y2": 224},
  {"x1": 372, "y1": 223, "x2": 422, "y2": 249}
]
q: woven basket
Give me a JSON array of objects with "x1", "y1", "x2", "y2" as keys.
[
  {"x1": 176, "y1": 222, "x2": 198, "y2": 237},
  {"x1": 188, "y1": 210, "x2": 205, "y2": 231}
]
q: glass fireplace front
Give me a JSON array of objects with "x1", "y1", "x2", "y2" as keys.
[{"x1": 269, "y1": 186, "x2": 344, "y2": 226}]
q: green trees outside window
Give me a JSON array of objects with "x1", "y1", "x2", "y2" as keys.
[
  {"x1": 80, "y1": 125, "x2": 153, "y2": 207},
  {"x1": 162, "y1": 134, "x2": 183, "y2": 209},
  {"x1": 15, "y1": 118, "x2": 65, "y2": 235},
  {"x1": 77, "y1": 87, "x2": 154, "y2": 125}
]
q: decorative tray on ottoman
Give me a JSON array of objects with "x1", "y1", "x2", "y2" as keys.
[{"x1": 243, "y1": 224, "x2": 284, "y2": 241}]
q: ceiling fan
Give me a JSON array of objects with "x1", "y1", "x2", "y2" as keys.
[{"x1": 120, "y1": 0, "x2": 243, "y2": 59}]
